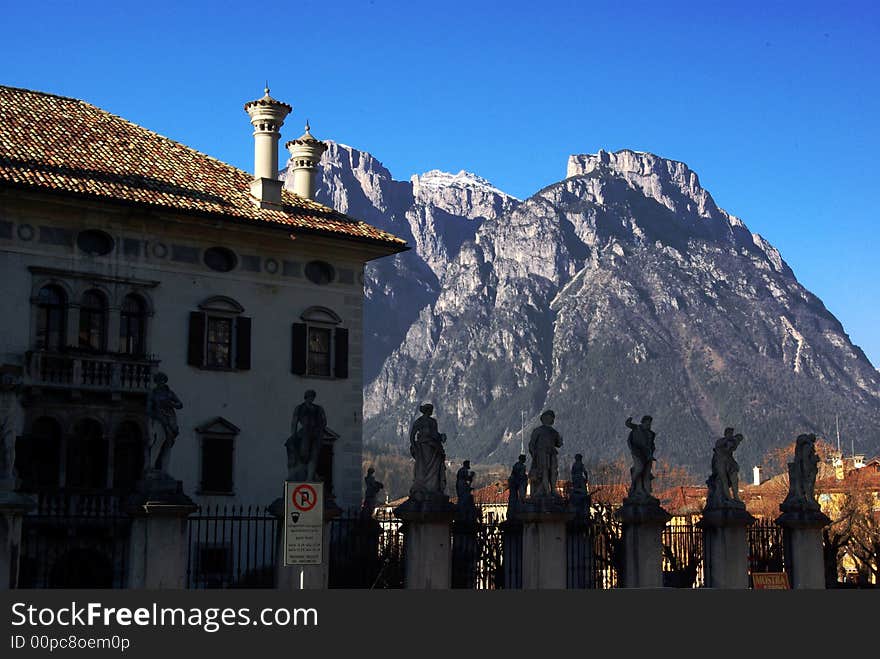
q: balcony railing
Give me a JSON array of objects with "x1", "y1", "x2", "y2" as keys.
[{"x1": 25, "y1": 350, "x2": 159, "y2": 393}]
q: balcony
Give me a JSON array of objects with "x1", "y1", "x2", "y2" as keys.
[{"x1": 25, "y1": 350, "x2": 159, "y2": 394}]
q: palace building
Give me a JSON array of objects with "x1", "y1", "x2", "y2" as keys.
[{"x1": 0, "y1": 84, "x2": 407, "y2": 515}]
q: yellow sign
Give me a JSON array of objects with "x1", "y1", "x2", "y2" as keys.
[{"x1": 752, "y1": 572, "x2": 790, "y2": 589}]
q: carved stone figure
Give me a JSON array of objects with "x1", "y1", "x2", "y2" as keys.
[
  {"x1": 361, "y1": 467, "x2": 384, "y2": 519},
  {"x1": 569, "y1": 453, "x2": 590, "y2": 515},
  {"x1": 0, "y1": 374, "x2": 23, "y2": 484},
  {"x1": 528, "y1": 410, "x2": 562, "y2": 498},
  {"x1": 706, "y1": 428, "x2": 745, "y2": 509},
  {"x1": 507, "y1": 454, "x2": 528, "y2": 512},
  {"x1": 408, "y1": 403, "x2": 447, "y2": 498},
  {"x1": 625, "y1": 415, "x2": 657, "y2": 502},
  {"x1": 456, "y1": 460, "x2": 477, "y2": 521},
  {"x1": 146, "y1": 372, "x2": 183, "y2": 474},
  {"x1": 781, "y1": 433, "x2": 822, "y2": 512},
  {"x1": 286, "y1": 390, "x2": 327, "y2": 482}
]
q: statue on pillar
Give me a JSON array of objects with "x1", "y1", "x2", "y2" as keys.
[
  {"x1": 408, "y1": 403, "x2": 447, "y2": 499},
  {"x1": 455, "y1": 460, "x2": 477, "y2": 522},
  {"x1": 286, "y1": 390, "x2": 327, "y2": 482},
  {"x1": 527, "y1": 410, "x2": 562, "y2": 498},
  {"x1": 570, "y1": 453, "x2": 590, "y2": 515},
  {"x1": 706, "y1": 428, "x2": 745, "y2": 509},
  {"x1": 146, "y1": 372, "x2": 183, "y2": 475},
  {"x1": 361, "y1": 467, "x2": 384, "y2": 519},
  {"x1": 625, "y1": 415, "x2": 657, "y2": 503},
  {"x1": 507, "y1": 454, "x2": 527, "y2": 513},
  {"x1": 781, "y1": 433, "x2": 822, "y2": 513}
]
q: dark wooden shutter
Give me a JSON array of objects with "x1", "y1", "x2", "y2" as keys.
[
  {"x1": 235, "y1": 316, "x2": 252, "y2": 370},
  {"x1": 334, "y1": 327, "x2": 349, "y2": 379},
  {"x1": 187, "y1": 311, "x2": 206, "y2": 367},
  {"x1": 291, "y1": 323, "x2": 307, "y2": 375}
]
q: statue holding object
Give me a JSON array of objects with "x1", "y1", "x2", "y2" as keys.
[
  {"x1": 625, "y1": 415, "x2": 657, "y2": 503},
  {"x1": 705, "y1": 428, "x2": 746, "y2": 510},
  {"x1": 408, "y1": 403, "x2": 447, "y2": 499},
  {"x1": 146, "y1": 372, "x2": 183, "y2": 476},
  {"x1": 286, "y1": 390, "x2": 327, "y2": 482},
  {"x1": 527, "y1": 410, "x2": 562, "y2": 498},
  {"x1": 780, "y1": 433, "x2": 822, "y2": 513}
]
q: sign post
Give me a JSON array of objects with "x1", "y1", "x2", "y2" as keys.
[{"x1": 283, "y1": 481, "x2": 324, "y2": 567}]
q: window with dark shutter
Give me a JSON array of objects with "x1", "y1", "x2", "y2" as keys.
[
  {"x1": 235, "y1": 316, "x2": 252, "y2": 370},
  {"x1": 291, "y1": 323, "x2": 307, "y2": 375},
  {"x1": 188, "y1": 311, "x2": 207, "y2": 367},
  {"x1": 334, "y1": 327, "x2": 349, "y2": 379}
]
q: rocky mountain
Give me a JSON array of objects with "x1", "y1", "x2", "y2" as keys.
[
  {"x1": 313, "y1": 147, "x2": 880, "y2": 474},
  {"x1": 284, "y1": 142, "x2": 519, "y2": 382}
]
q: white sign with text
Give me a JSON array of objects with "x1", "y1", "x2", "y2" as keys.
[{"x1": 283, "y1": 481, "x2": 323, "y2": 566}]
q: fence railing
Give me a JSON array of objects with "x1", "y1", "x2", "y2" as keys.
[
  {"x1": 186, "y1": 505, "x2": 278, "y2": 589},
  {"x1": 328, "y1": 510, "x2": 404, "y2": 588},
  {"x1": 748, "y1": 518, "x2": 785, "y2": 580},
  {"x1": 16, "y1": 492, "x2": 130, "y2": 588},
  {"x1": 662, "y1": 520, "x2": 704, "y2": 588},
  {"x1": 25, "y1": 350, "x2": 158, "y2": 392}
]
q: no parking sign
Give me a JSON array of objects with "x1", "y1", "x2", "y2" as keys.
[{"x1": 283, "y1": 481, "x2": 323, "y2": 566}]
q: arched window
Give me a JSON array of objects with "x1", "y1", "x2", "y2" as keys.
[
  {"x1": 16, "y1": 416, "x2": 62, "y2": 490},
  {"x1": 78, "y1": 290, "x2": 107, "y2": 352},
  {"x1": 66, "y1": 419, "x2": 108, "y2": 490},
  {"x1": 35, "y1": 286, "x2": 67, "y2": 351},
  {"x1": 112, "y1": 421, "x2": 144, "y2": 490},
  {"x1": 119, "y1": 294, "x2": 147, "y2": 356}
]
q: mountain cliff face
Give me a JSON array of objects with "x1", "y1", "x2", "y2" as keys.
[
  {"x1": 317, "y1": 147, "x2": 880, "y2": 472},
  {"x1": 284, "y1": 142, "x2": 519, "y2": 382}
]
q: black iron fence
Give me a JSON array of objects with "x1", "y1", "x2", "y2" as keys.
[
  {"x1": 662, "y1": 520, "x2": 704, "y2": 588},
  {"x1": 17, "y1": 492, "x2": 130, "y2": 588},
  {"x1": 748, "y1": 518, "x2": 785, "y2": 581},
  {"x1": 186, "y1": 505, "x2": 278, "y2": 589},
  {"x1": 327, "y1": 510, "x2": 404, "y2": 588}
]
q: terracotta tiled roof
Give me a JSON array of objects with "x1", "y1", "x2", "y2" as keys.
[{"x1": 0, "y1": 86, "x2": 407, "y2": 249}]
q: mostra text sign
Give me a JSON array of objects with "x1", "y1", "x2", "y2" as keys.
[{"x1": 283, "y1": 481, "x2": 323, "y2": 566}]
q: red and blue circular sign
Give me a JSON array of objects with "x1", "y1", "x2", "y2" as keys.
[{"x1": 291, "y1": 484, "x2": 318, "y2": 512}]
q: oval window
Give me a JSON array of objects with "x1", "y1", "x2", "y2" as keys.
[
  {"x1": 204, "y1": 247, "x2": 237, "y2": 273},
  {"x1": 305, "y1": 261, "x2": 335, "y2": 285},
  {"x1": 76, "y1": 230, "x2": 114, "y2": 256}
]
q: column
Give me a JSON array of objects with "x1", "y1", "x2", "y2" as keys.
[
  {"x1": 777, "y1": 509, "x2": 830, "y2": 589},
  {"x1": 394, "y1": 497, "x2": 455, "y2": 589},
  {"x1": 700, "y1": 507, "x2": 755, "y2": 589},
  {"x1": 126, "y1": 486, "x2": 197, "y2": 589},
  {"x1": 617, "y1": 498, "x2": 671, "y2": 588}
]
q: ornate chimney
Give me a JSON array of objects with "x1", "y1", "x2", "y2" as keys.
[
  {"x1": 244, "y1": 87, "x2": 292, "y2": 208},
  {"x1": 286, "y1": 122, "x2": 327, "y2": 200}
]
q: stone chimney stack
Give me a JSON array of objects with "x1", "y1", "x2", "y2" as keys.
[
  {"x1": 286, "y1": 122, "x2": 327, "y2": 200},
  {"x1": 244, "y1": 87, "x2": 292, "y2": 207}
]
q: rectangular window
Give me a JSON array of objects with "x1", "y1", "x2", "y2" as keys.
[
  {"x1": 201, "y1": 437, "x2": 234, "y2": 493},
  {"x1": 307, "y1": 326, "x2": 331, "y2": 376},
  {"x1": 206, "y1": 317, "x2": 233, "y2": 368}
]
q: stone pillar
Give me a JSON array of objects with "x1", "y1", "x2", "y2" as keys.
[
  {"x1": 0, "y1": 490, "x2": 36, "y2": 589},
  {"x1": 777, "y1": 510, "x2": 830, "y2": 589},
  {"x1": 394, "y1": 496, "x2": 455, "y2": 589},
  {"x1": 617, "y1": 499, "x2": 671, "y2": 588},
  {"x1": 126, "y1": 482, "x2": 197, "y2": 589},
  {"x1": 508, "y1": 495, "x2": 576, "y2": 590},
  {"x1": 700, "y1": 507, "x2": 755, "y2": 589},
  {"x1": 270, "y1": 494, "x2": 340, "y2": 590}
]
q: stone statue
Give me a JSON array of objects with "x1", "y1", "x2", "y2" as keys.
[
  {"x1": 528, "y1": 410, "x2": 562, "y2": 498},
  {"x1": 408, "y1": 403, "x2": 447, "y2": 498},
  {"x1": 781, "y1": 433, "x2": 822, "y2": 513},
  {"x1": 507, "y1": 454, "x2": 527, "y2": 512},
  {"x1": 361, "y1": 467, "x2": 384, "y2": 519},
  {"x1": 570, "y1": 453, "x2": 590, "y2": 515},
  {"x1": 625, "y1": 415, "x2": 657, "y2": 502},
  {"x1": 0, "y1": 373, "x2": 21, "y2": 483},
  {"x1": 286, "y1": 389, "x2": 327, "y2": 482},
  {"x1": 146, "y1": 372, "x2": 183, "y2": 474},
  {"x1": 455, "y1": 460, "x2": 477, "y2": 521},
  {"x1": 706, "y1": 428, "x2": 745, "y2": 509}
]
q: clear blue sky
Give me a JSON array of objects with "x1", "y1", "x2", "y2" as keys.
[{"x1": 2, "y1": 0, "x2": 878, "y2": 366}]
